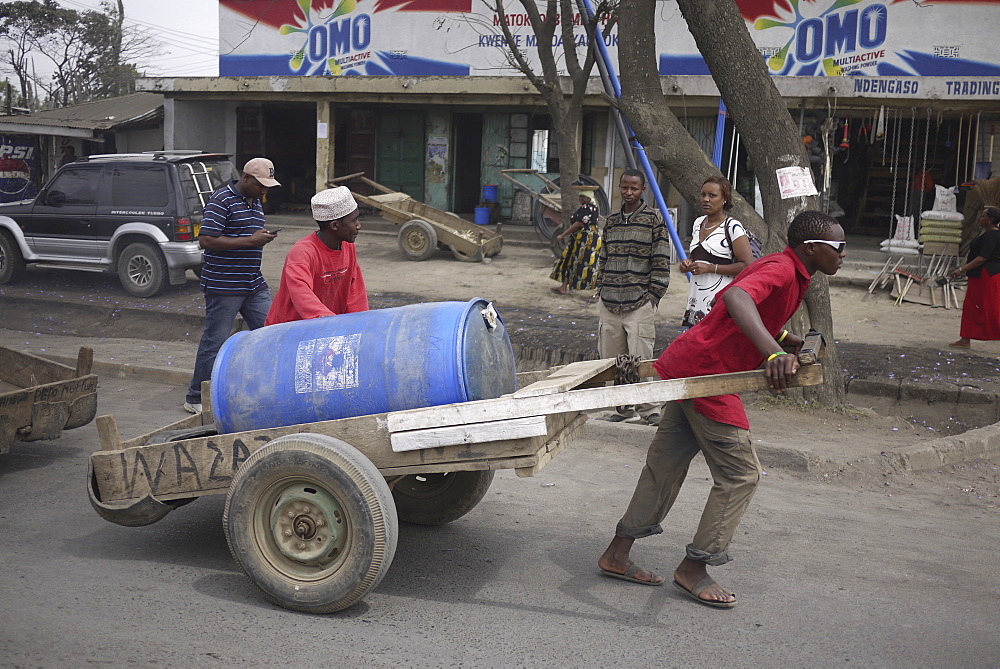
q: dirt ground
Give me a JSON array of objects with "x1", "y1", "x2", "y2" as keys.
[{"x1": 1, "y1": 222, "x2": 998, "y2": 506}]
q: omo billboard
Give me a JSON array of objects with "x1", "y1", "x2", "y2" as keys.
[{"x1": 218, "y1": 0, "x2": 1000, "y2": 77}]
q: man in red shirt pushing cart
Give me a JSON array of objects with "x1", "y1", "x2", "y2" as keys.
[
  {"x1": 598, "y1": 210, "x2": 846, "y2": 608},
  {"x1": 265, "y1": 186, "x2": 368, "y2": 326}
]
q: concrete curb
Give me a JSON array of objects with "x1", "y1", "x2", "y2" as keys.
[
  {"x1": 43, "y1": 354, "x2": 191, "y2": 387},
  {"x1": 888, "y1": 424, "x2": 1000, "y2": 471}
]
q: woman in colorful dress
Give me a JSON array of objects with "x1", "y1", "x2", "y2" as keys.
[
  {"x1": 678, "y1": 176, "x2": 755, "y2": 327},
  {"x1": 950, "y1": 206, "x2": 1000, "y2": 349},
  {"x1": 550, "y1": 190, "x2": 602, "y2": 295}
]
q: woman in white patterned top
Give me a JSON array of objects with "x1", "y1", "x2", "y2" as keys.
[{"x1": 679, "y1": 176, "x2": 755, "y2": 327}]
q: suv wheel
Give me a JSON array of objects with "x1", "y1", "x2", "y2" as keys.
[
  {"x1": 0, "y1": 231, "x2": 26, "y2": 284},
  {"x1": 118, "y1": 242, "x2": 167, "y2": 297}
]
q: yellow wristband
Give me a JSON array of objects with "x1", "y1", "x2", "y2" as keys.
[
  {"x1": 767, "y1": 351, "x2": 787, "y2": 362},
  {"x1": 777, "y1": 330, "x2": 789, "y2": 343}
]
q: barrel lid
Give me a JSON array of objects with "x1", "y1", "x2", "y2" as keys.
[{"x1": 459, "y1": 299, "x2": 517, "y2": 401}]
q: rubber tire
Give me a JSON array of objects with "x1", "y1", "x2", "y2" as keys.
[
  {"x1": 118, "y1": 242, "x2": 167, "y2": 297},
  {"x1": 223, "y1": 433, "x2": 398, "y2": 614},
  {"x1": 0, "y1": 231, "x2": 26, "y2": 284},
  {"x1": 398, "y1": 219, "x2": 438, "y2": 261},
  {"x1": 392, "y1": 470, "x2": 495, "y2": 526},
  {"x1": 449, "y1": 244, "x2": 483, "y2": 263}
]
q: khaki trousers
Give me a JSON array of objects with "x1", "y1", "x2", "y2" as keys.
[
  {"x1": 617, "y1": 399, "x2": 760, "y2": 565},
  {"x1": 597, "y1": 300, "x2": 658, "y2": 418}
]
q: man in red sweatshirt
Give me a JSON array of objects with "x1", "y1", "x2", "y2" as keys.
[{"x1": 265, "y1": 186, "x2": 368, "y2": 326}]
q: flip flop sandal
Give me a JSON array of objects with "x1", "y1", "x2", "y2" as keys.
[
  {"x1": 672, "y1": 576, "x2": 736, "y2": 609},
  {"x1": 600, "y1": 562, "x2": 663, "y2": 586}
]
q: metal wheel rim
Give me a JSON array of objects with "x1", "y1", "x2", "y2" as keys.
[
  {"x1": 252, "y1": 476, "x2": 351, "y2": 581},
  {"x1": 395, "y1": 473, "x2": 457, "y2": 499},
  {"x1": 402, "y1": 228, "x2": 431, "y2": 255},
  {"x1": 126, "y1": 254, "x2": 153, "y2": 287}
]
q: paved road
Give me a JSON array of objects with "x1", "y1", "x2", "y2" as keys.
[{"x1": 1, "y1": 375, "x2": 996, "y2": 667}]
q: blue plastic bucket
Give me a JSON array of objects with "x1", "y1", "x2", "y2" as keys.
[
  {"x1": 211, "y1": 299, "x2": 517, "y2": 434},
  {"x1": 474, "y1": 206, "x2": 491, "y2": 225},
  {"x1": 482, "y1": 184, "x2": 499, "y2": 202}
]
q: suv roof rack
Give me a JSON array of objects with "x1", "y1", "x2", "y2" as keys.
[{"x1": 77, "y1": 151, "x2": 229, "y2": 163}]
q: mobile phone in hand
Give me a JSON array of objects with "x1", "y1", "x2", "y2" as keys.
[{"x1": 267, "y1": 227, "x2": 282, "y2": 234}]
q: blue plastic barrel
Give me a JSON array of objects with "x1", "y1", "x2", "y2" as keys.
[
  {"x1": 474, "y1": 206, "x2": 491, "y2": 225},
  {"x1": 482, "y1": 184, "x2": 499, "y2": 202},
  {"x1": 211, "y1": 299, "x2": 518, "y2": 434}
]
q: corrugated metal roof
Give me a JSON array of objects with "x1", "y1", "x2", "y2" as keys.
[{"x1": 0, "y1": 92, "x2": 163, "y2": 131}]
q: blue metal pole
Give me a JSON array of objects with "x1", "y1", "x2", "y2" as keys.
[
  {"x1": 712, "y1": 100, "x2": 727, "y2": 168},
  {"x1": 578, "y1": 0, "x2": 687, "y2": 262}
]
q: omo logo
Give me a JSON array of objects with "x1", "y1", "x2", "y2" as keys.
[
  {"x1": 755, "y1": 1, "x2": 888, "y2": 72},
  {"x1": 281, "y1": 0, "x2": 372, "y2": 75},
  {"x1": 306, "y1": 14, "x2": 371, "y2": 62}
]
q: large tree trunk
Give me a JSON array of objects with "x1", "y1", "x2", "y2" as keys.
[{"x1": 617, "y1": 0, "x2": 845, "y2": 404}]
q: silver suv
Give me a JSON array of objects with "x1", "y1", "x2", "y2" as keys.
[{"x1": 0, "y1": 152, "x2": 238, "y2": 297}]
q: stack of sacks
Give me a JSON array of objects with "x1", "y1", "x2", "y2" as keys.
[
  {"x1": 881, "y1": 214, "x2": 920, "y2": 255},
  {"x1": 918, "y1": 210, "x2": 964, "y2": 245}
]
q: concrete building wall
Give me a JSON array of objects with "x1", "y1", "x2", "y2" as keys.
[
  {"x1": 116, "y1": 127, "x2": 163, "y2": 153},
  {"x1": 164, "y1": 99, "x2": 236, "y2": 154}
]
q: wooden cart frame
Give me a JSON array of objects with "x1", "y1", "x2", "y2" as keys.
[
  {"x1": 329, "y1": 173, "x2": 503, "y2": 263},
  {"x1": 88, "y1": 351, "x2": 823, "y2": 615},
  {"x1": 1, "y1": 346, "x2": 97, "y2": 455}
]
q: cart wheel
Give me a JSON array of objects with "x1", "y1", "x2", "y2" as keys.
[
  {"x1": 398, "y1": 219, "x2": 438, "y2": 261},
  {"x1": 223, "y1": 433, "x2": 398, "y2": 614},
  {"x1": 449, "y1": 245, "x2": 484, "y2": 263},
  {"x1": 392, "y1": 470, "x2": 494, "y2": 526}
]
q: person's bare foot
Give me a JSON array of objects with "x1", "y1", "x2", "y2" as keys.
[
  {"x1": 598, "y1": 536, "x2": 663, "y2": 585},
  {"x1": 550, "y1": 286, "x2": 569, "y2": 295},
  {"x1": 673, "y1": 557, "x2": 735, "y2": 605},
  {"x1": 949, "y1": 339, "x2": 971, "y2": 348}
]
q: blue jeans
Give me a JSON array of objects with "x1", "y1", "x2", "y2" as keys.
[{"x1": 186, "y1": 290, "x2": 271, "y2": 404}]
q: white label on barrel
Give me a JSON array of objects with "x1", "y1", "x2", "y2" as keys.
[{"x1": 294, "y1": 334, "x2": 362, "y2": 393}]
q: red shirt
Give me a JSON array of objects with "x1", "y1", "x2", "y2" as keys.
[
  {"x1": 265, "y1": 232, "x2": 368, "y2": 326},
  {"x1": 653, "y1": 247, "x2": 811, "y2": 429}
]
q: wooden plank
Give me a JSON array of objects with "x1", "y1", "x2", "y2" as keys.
[
  {"x1": 75, "y1": 347, "x2": 94, "y2": 376},
  {"x1": 0, "y1": 346, "x2": 75, "y2": 388},
  {"x1": 91, "y1": 412, "x2": 561, "y2": 502},
  {"x1": 390, "y1": 415, "x2": 548, "y2": 452},
  {"x1": 516, "y1": 413, "x2": 587, "y2": 477},
  {"x1": 0, "y1": 374, "x2": 98, "y2": 432},
  {"x1": 327, "y1": 171, "x2": 366, "y2": 185},
  {"x1": 511, "y1": 359, "x2": 616, "y2": 397},
  {"x1": 370, "y1": 192, "x2": 411, "y2": 204},
  {"x1": 388, "y1": 365, "x2": 824, "y2": 433},
  {"x1": 96, "y1": 415, "x2": 122, "y2": 451}
]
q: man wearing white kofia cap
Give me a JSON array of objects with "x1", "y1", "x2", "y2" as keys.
[{"x1": 265, "y1": 186, "x2": 368, "y2": 326}]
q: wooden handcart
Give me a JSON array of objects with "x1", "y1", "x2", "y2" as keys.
[
  {"x1": 329, "y1": 173, "x2": 503, "y2": 263},
  {"x1": 1, "y1": 346, "x2": 97, "y2": 455},
  {"x1": 87, "y1": 340, "x2": 824, "y2": 615}
]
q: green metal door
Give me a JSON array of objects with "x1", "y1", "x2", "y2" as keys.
[{"x1": 377, "y1": 111, "x2": 425, "y2": 200}]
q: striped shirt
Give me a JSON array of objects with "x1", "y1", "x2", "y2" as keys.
[
  {"x1": 199, "y1": 182, "x2": 268, "y2": 295},
  {"x1": 596, "y1": 200, "x2": 671, "y2": 313}
]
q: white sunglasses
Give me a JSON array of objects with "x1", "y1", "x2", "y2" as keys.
[{"x1": 804, "y1": 239, "x2": 846, "y2": 253}]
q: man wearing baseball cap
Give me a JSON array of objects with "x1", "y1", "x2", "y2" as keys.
[
  {"x1": 264, "y1": 186, "x2": 368, "y2": 326},
  {"x1": 183, "y1": 157, "x2": 280, "y2": 414}
]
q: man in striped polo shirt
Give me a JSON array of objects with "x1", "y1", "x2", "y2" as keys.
[
  {"x1": 595, "y1": 168, "x2": 671, "y2": 426},
  {"x1": 183, "y1": 158, "x2": 280, "y2": 414}
]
